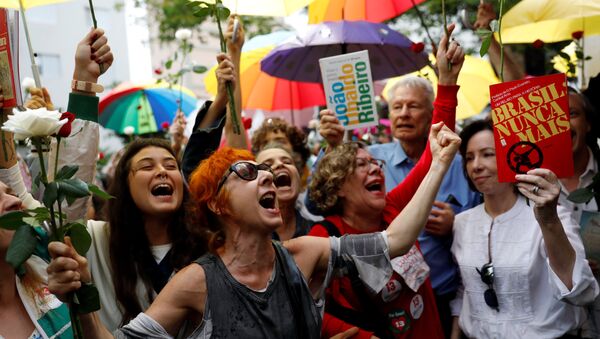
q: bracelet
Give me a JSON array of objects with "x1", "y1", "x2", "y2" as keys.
[{"x1": 71, "y1": 79, "x2": 104, "y2": 94}]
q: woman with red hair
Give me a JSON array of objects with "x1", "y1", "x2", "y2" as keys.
[{"x1": 47, "y1": 119, "x2": 462, "y2": 337}]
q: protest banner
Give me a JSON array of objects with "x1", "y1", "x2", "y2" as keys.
[
  {"x1": 489, "y1": 73, "x2": 573, "y2": 182},
  {"x1": 319, "y1": 50, "x2": 378, "y2": 130}
]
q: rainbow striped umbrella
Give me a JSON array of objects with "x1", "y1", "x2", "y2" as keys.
[{"x1": 99, "y1": 83, "x2": 197, "y2": 135}]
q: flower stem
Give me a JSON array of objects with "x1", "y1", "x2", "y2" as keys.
[
  {"x1": 54, "y1": 136, "x2": 60, "y2": 180},
  {"x1": 214, "y1": 3, "x2": 241, "y2": 135},
  {"x1": 32, "y1": 137, "x2": 58, "y2": 241},
  {"x1": 498, "y1": 0, "x2": 505, "y2": 82},
  {"x1": 88, "y1": 0, "x2": 97, "y2": 28},
  {"x1": 410, "y1": 0, "x2": 436, "y2": 49},
  {"x1": 441, "y1": 0, "x2": 451, "y2": 71},
  {"x1": 69, "y1": 299, "x2": 84, "y2": 339},
  {"x1": 178, "y1": 40, "x2": 187, "y2": 113}
]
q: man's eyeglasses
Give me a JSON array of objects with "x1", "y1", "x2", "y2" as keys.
[
  {"x1": 476, "y1": 262, "x2": 499, "y2": 311},
  {"x1": 355, "y1": 157, "x2": 385, "y2": 169},
  {"x1": 216, "y1": 161, "x2": 273, "y2": 193}
]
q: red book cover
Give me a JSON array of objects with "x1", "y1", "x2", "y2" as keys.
[
  {"x1": 0, "y1": 9, "x2": 17, "y2": 108},
  {"x1": 489, "y1": 73, "x2": 574, "y2": 182}
]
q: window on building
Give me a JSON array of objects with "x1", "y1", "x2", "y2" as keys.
[{"x1": 36, "y1": 53, "x2": 61, "y2": 78}]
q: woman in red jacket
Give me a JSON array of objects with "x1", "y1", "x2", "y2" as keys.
[{"x1": 309, "y1": 25, "x2": 464, "y2": 339}]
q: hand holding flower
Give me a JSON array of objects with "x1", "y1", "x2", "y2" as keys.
[{"x1": 73, "y1": 28, "x2": 113, "y2": 86}]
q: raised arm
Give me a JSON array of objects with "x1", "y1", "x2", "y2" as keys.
[
  {"x1": 384, "y1": 24, "x2": 463, "y2": 219},
  {"x1": 47, "y1": 28, "x2": 113, "y2": 221},
  {"x1": 223, "y1": 15, "x2": 247, "y2": 149},
  {"x1": 385, "y1": 122, "x2": 461, "y2": 258}
]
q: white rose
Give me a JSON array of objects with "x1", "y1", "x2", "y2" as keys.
[
  {"x1": 175, "y1": 28, "x2": 192, "y2": 41},
  {"x1": 123, "y1": 126, "x2": 135, "y2": 136},
  {"x1": 21, "y1": 77, "x2": 36, "y2": 91},
  {"x1": 1, "y1": 107, "x2": 67, "y2": 141}
]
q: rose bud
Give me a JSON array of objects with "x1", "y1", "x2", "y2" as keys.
[
  {"x1": 57, "y1": 112, "x2": 75, "y2": 137},
  {"x1": 411, "y1": 42, "x2": 425, "y2": 53},
  {"x1": 572, "y1": 31, "x2": 584, "y2": 40},
  {"x1": 161, "y1": 121, "x2": 170, "y2": 130},
  {"x1": 532, "y1": 39, "x2": 545, "y2": 49}
]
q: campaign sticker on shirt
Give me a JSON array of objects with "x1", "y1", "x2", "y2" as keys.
[
  {"x1": 391, "y1": 244, "x2": 430, "y2": 292},
  {"x1": 410, "y1": 294, "x2": 424, "y2": 320},
  {"x1": 387, "y1": 309, "x2": 410, "y2": 334},
  {"x1": 381, "y1": 279, "x2": 402, "y2": 303}
]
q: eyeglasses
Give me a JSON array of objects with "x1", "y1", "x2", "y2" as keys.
[
  {"x1": 476, "y1": 262, "x2": 499, "y2": 311},
  {"x1": 355, "y1": 157, "x2": 385, "y2": 170},
  {"x1": 216, "y1": 161, "x2": 273, "y2": 193}
]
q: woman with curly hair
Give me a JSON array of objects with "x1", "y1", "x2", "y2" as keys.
[{"x1": 308, "y1": 27, "x2": 464, "y2": 338}]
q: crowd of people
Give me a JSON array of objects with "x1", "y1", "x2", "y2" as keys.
[{"x1": 1, "y1": 3, "x2": 600, "y2": 339}]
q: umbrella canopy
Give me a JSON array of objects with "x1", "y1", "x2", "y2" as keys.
[
  {"x1": 383, "y1": 55, "x2": 499, "y2": 120},
  {"x1": 308, "y1": 0, "x2": 426, "y2": 23},
  {"x1": 261, "y1": 20, "x2": 429, "y2": 83},
  {"x1": 99, "y1": 83, "x2": 198, "y2": 135},
  {"x1": 203, "y1": 0, "x2": 314, "y2": 16},
  {"x1": 0, "y1": 0, "x2": 69, "y2": 9},
  {"x1": 501, "y1": 0, "x2": 600, "y2": 43},
  {"x1": 205, "y1": 31, "x2": 326, "y2": 111}
]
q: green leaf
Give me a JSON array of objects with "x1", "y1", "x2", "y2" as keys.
[
  {"x1": 193, "y1": 7, "x2": 211, "y2": 17},
  {"x1": 55, "y1": 165, "x2": 79, "y2": 180},
  {"x1": 156, "y1": 78, "x2": 163, "y2": 84},
  {"x1": 585, "y1": 56, "x2": 592, "y2": 60},
  {"x1": 0, "y1": 210, "x2": 29, "y2": 230},
  {"x1": 42, "y1": 182, "x2": 58, "y2": 207},
  {"x1": 193, "y1": 65, "x2": 207, "y2": 74},
  {"x1": 567, "y1": 188, "x2": 595, "y2": 204},
  {"x1": 65, "y1": 223, "x2": 92, "y2": 255},
  {"x1": 75, "y1": 283, "x2": 100, "y2": 314},
  {"x1": 475, "y1": 28, "x2": 492, "y2": 39},
  {"x1": 480, "y1": 35, "x2": 492, "y2": 57},
  {"x1": 215, "y1": 3, "x2": 230, "y2": 20},
  {"x1": 575, "y1": 50, "x2": 584, "y2": 59},
  {"x1": 88, "y1": 184, "x2": 114, "y2": 200},
  {"x1": 489, "y1": 20, "x2": 499, "y2": 33},
  {"x1": 5, "y1": 225, "x2": 37, "y2": 269},
  {"x1": 557, "y1": 51, "x2": 571, "y2": 60},
  {"x1": 165, "y1": 60, "x2": 173, "y2": 70},
  {"x1": 59, "y1": 179, "x2": 90, "y2": 205},
  {"x1": 23, "y1": 217, "x2": 38, "y2": 226}
]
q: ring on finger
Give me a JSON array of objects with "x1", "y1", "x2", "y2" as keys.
[{"x1": 532, "y1": 185, "x2": 540, "y2": 195}]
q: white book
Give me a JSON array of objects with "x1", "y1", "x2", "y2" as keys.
[{"x1": 319, "y1": 50, "x2": 378, "y2": 131}]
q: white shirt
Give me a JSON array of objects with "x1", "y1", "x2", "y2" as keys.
[
  {"x1": 450, "y1": 196, "x2": 598, "y2": 339},
  {"x1": 558, "y1": 147, "x2": 598, "y2": 223}
]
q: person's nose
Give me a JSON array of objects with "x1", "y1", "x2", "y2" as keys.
[{"x1": 258, "y1": 170, "x2": 274, "y2": 188}]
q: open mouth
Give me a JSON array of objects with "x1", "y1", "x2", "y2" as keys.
[
  {"x1": 365, "y1": 182, "x2": 382, "y2": 192},
  {"x1": 151, "y1": 183, "x2": 173, "y2": 196},
  {"x1": 259, "y1": 191, "x2": 276, "y2": 209},
  {"x1": 274, "y1": 172, "x2": 292, "y2": 188}
]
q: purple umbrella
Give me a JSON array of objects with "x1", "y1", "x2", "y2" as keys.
[{"x1": 261, "y1": 20, "x2": 429, "y2": 83}]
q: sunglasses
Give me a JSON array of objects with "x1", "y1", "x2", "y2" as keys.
[
  {"x1": 476, "y1": 262, "x2": 499, "y2": 311},
  {"x1": 216, "y1": 161, "x2": 273, "y2": 193}
]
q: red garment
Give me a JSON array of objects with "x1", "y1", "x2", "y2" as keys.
[{"x1": 311, "y1": 85, "x2": 458, "y2": 338}]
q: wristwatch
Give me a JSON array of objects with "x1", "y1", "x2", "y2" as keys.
[{"x1": 71, "y1": 79, "x2": 104, "y2": 93}]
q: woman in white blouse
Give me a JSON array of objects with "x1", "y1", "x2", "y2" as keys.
[{"x1": 450, "y1": 119, "x2": 598, "y2": 339}]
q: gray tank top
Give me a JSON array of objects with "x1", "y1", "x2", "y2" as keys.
[{"x1": 192, "y1": 242, "x2": 320, "y2": 338}]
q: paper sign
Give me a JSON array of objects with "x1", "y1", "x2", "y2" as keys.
[
  {"x1": 489, "y1": 73, "x2": 574, "y2": 182},
  {"x1": 319, "y1": 50, "x2": 378, "y2": 130}
]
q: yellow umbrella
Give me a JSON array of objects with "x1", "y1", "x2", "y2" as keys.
[
  {"x1": 202, "y1": 0, "x2": 315, "y2": 16},
  {"x1": 0, "y1": 0, "x2": 72, "y2": 87},
  {"x1": 382, "y1": 55, "x2": 499, "y2": 120},
  {"x1": 501, "y1": 0, "x2": 600, "y2": 43}
]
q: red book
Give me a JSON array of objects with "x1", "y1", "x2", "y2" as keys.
[
  {"x1": 0, "y1": 9, "x2": 17, "y2": 108},
  {"x1": 489, "y1": 73, "x2": 574, "y2": 182}
]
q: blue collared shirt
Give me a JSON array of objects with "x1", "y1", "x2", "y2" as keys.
[{"x1": 369, "y1": 140, "x2": 481, "y2": 295}]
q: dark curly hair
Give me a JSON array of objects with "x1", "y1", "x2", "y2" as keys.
[
  {"x1": 309, "y1": 142, "x2": 366, "y2": 216},
  {"x1": 251, "y1": 117, "x2": 310, "y2": 166}
]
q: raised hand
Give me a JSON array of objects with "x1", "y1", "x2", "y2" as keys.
[
  {"x1": 214, "y1": 53, "x2": 236, "y2": 105},
  {"x1": 47, "y1": 237, "x2": 91, "y2": 302},
  {"x1": 474, "y1": 2, "x2": 497, "y2": 30},
  {"x1": 436, "y1": 23, "x2": 465, "y2": 86},
  {"x1": 318, "y1": 109, "x2": 344, "y2": 149},
  {"x1": 429, "y1": 122, "x2": 461, "y2": 168},
  {"x1": 515, "y1": 168, "x2": 561, "y2": 224},
  {"x1": 73, "y1": 28, "x2": 114, "y2": 84},
  {"x1": 24, "y1": 87, "x2": 54, "y2": 110},
  {"x1": 225, "y1": 14, "x2": 245, "y2": 56}
]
